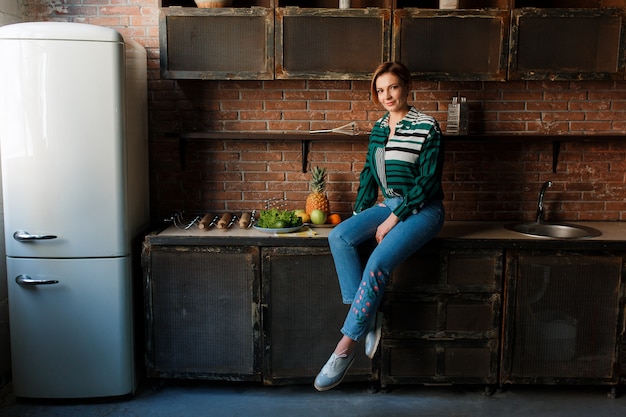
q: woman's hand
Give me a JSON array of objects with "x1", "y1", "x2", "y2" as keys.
[{"x1": 375, "y1": 213, "x2": 399, "y2": 244}]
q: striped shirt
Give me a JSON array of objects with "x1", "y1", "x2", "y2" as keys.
[{"x1": 353, "y1": 106, "x2": 444, "y2": 221}]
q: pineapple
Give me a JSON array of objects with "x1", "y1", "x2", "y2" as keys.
[{"x1": 305, "y1": 166, "x2": 330, "y2": 215}]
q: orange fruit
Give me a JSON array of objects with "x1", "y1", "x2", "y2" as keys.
[{"x1": 327, "y1": 213, "x2": 341, "y2": 224}]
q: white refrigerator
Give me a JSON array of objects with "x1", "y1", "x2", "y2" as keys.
[{"x1": 0, "y1": 22, "x2": 149, "y2": 398}]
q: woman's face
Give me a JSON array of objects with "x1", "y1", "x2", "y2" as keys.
[{"x1": 375, "y1": 72, "x2": 409, "y2": 113}]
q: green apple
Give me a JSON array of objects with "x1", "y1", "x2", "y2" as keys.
[{"x1": 310, "y1": 209, "x2": 327, "y2": 225}]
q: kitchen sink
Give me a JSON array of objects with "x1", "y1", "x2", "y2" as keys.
[{"x1": 506, "y1": 222, "x2": 602, "y2": 239}]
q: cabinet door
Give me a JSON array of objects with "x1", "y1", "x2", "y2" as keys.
[
  {"x1": 508, "y1": 8, "x2": 625, "y2": 80},
  {"x1": 381, "y1": 248, "x2": 503, "y2": 386},
  {"x1": 275, "y1": 7, "x2": 391, "y2": 79},
  {"x1": 261, "y1": 246, "x2": 374, "y2": 384},
  {"x1": 160, "y1": 8, "x2": 274, "y2": 79},
  {"x1": 144, "y1": 245, "x2": 262, "y2": 380},
  {"x1": 392, "y1": 9, "x2": 509, "y2": 81},
  {"x1": 502, "y1": 250, "x2": 623, "y2": 385}
]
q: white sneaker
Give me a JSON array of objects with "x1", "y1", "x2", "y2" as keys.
[{"x1": 365, "y1": 312, "x2": 382, "y2": 359}]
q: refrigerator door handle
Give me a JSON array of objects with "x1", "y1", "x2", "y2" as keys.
[
  {"x1": 16, "y1": 274, "x2": 59, "y2": 286},
  {"x1": 13, "y1": 230, "x2": 58, "y2": 242}
]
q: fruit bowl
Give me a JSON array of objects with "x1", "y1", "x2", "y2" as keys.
[{"x1": 194, "y1": 0, "x2": 233, "y2": 7}]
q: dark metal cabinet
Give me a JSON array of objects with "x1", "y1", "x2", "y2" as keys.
[
  {"x1": 380, "y1": 248, "x2": 503, "y2": 387},
  {"x1": 275, "y1": 7, "x2": 391, "y2": 80},
  {"x1": 143, "y1": 244, "x2": 262, "y2": 380},
  {"x1": 159, "y1": 7, "x2": 274, "y2": 80},
  {"x1": 392, "y1": 9, "x2": 509, "y2": 81},
  {"x1": 141, "y1": 229, "x2": 626, "y2": 390},
  {"x1": 261, "y1": 246, "x2": 374, "y2": 384},
  {"x1": 159, "y1": 0, "x2": 626, "y2": 80},
  {"x1": 502, "y1": 250, "x2": 625, "y2": 392},
  {"x1": 508, "y1": 8, "x2": 626, "y2": 80}
]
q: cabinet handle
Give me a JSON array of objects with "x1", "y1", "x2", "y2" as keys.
[
  {"x1": 13, "y1": 231, "x2": 57, "y2": 241},
  {"x1": 16, "y1": 274, "x2": 59, "y2": 286}
]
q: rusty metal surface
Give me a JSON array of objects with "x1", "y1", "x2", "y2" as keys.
[
  {"x1": 509, "y1": 8, "x2": 626, "y2": 80},
  {"x1": 275, "y1": 7, "x2": 391, "y2": 80},
  {"x1": 381, "y1": 339, "x2": 500, "y2": 386},
  {"x1": 141, "y1": 228, "x2": 626, "y2": 386},
  {"x1": 160, "y1": 7, "x2": 274, "y2": 80},
  {"x1": 501, "y1": 250, "x2": 624, "y2": 386},
  {"x1": 261, "y1": 246, "x2": 374, "y2": 385},
  {"x1": 389, "y1": 248, "x2": 503, "y2": 293},
  {"x1": 143, "y1": 245, "x2": 262, "y2": 380},
  {"x1": 381, "y1": 248, "x2": 502, "y2": 386},
  {"x1": 393, "y1": 9, "x2": 509, "y2": 81}
]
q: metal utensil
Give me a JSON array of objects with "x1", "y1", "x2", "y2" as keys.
[{"x1": 310, "y1": 121, "x2": 360, "y2": 136}]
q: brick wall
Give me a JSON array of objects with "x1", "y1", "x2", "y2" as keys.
[{"x1": 23, "y1": 0, "x2": 626, "y2": 223}]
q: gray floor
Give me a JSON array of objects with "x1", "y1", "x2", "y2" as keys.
[{"x1": 1, "y1": 381, "x2": 626, "y2": 417}]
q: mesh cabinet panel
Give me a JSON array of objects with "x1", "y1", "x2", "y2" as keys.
[
  {"x1": 282, "y1": 17, "x2": 381, "y2": 72},
  {"x1": 394, "y1": 10, "x2": 508, "y2": 80},
  {"x1": 509, "y1": 9, "x2": 624, "y2": 80},
  {"x1": 160, "y1": 9, "x2": 274, "y2": 79},
  {"x1": 505, "y1": 252, "x2": 622, "y2": 384},
  {"x1": 263, "y1": 247, "x2": 373, "y2": 383},
  {"x1": 167, "y1": 16, "x2": 267, "y2": 71},
  {"x1": 146, "y1": 246, "x2": 261, "y2": 379},
  {"x1": 276, "y1": 8, "x2": 390, "y2": 79}
]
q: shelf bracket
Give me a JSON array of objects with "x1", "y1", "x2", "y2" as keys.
[
  {"x1": 552, "y1": 140, "x2": 561, "y2": 173},
  {"x1": 301, "y1": 139, "x2": 309, "y2": 173}
]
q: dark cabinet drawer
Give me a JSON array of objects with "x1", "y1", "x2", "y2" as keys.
[
  {"x1": 381, "y1": 248, "x2": 503, "y2": 386},
  {"x1": 389, "y1": 248, "x2": 503, "y2": 293},
  {"x1": 384, "y1": 293, "x2": 501, "y2": 338},
  {"x1": 382, "y1": 339, "x2": 499, "y2": 385}
]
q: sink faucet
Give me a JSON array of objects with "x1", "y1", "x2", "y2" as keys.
[{"x1": 536, "y1": 180, "x2": 553, "y2": 223}]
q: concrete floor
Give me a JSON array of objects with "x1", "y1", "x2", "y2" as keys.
[{"x1": 1, "y1": 381, "x2": 626, "y2": 417}]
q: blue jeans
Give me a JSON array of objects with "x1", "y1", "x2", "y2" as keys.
[{"x1": 328, "y1": 199, "x2": 444, "y2": 342}]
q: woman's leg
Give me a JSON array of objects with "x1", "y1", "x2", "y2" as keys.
[
  {"x1": 328, "y1": 204, "x2": 391, "y2": 303},
  {"x1": 340, "y1": 200, "x2": 444, "y2": 342},
  {"x1": 315, "y1": 200, "x2": 444, "y2": 391}
]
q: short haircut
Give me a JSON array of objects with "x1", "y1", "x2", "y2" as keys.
[{"x1": 370, "y1": 62, "x2": 412, "y2": 105}]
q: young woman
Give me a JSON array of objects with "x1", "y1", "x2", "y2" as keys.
[{"x1": 314, "y1": 62, "x2": 445, "y2": 391}]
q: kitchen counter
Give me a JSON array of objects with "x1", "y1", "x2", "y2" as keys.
[
  {"x1": 142, "y1": 220, "x2": 626, "y2": 387},
  {"x1": 147, "y1": 221, "x2": 626, "y2": 250}
]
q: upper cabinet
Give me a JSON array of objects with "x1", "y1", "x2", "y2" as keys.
[
  {"x1": 275, "y1": 7, "x2": 391, "y2": 80},
  {"x1": 159, "y1": 0, "x2": 626, "y2": 81},
  {"x1": 509, "y1": 7, "x2": 625, "y2": 80},
  {"x1": 393, "y1": 9, "x2": 509, "y2": 81},
  {"x1": 159, "y1": 1, "x2": 274, "y2": 79}
]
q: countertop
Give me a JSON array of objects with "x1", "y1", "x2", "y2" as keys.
[{"x1": 145, "y1": 221, "x2": 626, "y2": 250}]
